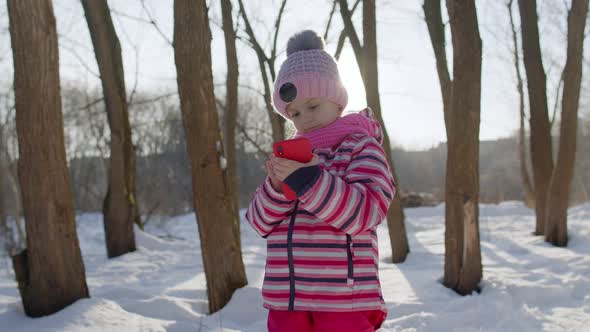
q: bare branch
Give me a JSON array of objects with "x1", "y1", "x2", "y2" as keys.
[
  {"x1": 214, "y1": 82, "x2": 265, "y2": 98},
  {"x1": 58, "y1": 32, "x2": 94, "y2": 53},
  {"x1": 130, "y1": 92, "x2": 177, "y2": 106},
  {"x1": 210, "y1": 15, "x2": 223, "y2": 30},
  {"x1": 351, "y1": 0, "x2": 361, "y2": 13},
  {"x1": 324, "y1": 1, "x2": 338, "y2": 41},
  {"x1": 140, "y1": 0, "x2": 173, "y2": 47},
  {"x1": 270, "y1": 0, "x2": 288, "y2": 74},
  {"x1": 334, "y1": 29, "x2": 346, "y2": 59},
  {"x1": 336, "y1": 0, "x2": 363, "y2": 71},
  {"x1": 423, "y1": 0, "x2": 451, "y2": 131},
  {"x1": 110, "y1": 9, "x2": 152, "y2": 24},
  {"x1": 237, "y1": 121, "x2": 270, "y2": 157},
  {"x1": 141, "y1": 200, "x2": 162, "y2": 227},
  {"x1": 59, "y1": 43, "x2": 100, "y2": 78},
  {"x1": 215, "y1": 96, "x2": 226, "y2": 112},
  {"x1": 77, "y1": 97, "x2": 104, "y2": 112},
  {"x1": 237, "y1": 0, "x2": 269, "y2": 63},
  {"x1": 236, "y1": 0, "x2": 286, "y2": 141},
  {"x1": 110, "y1": 9, "x2": 141, "y2": 105},
  {"x1": 550, "y1": 69, "x2": 566, "y2": 128},
  {"x1": 331, "y1": 0, "x2": 359, "y2": 60},
  {"x1": 82, "y1": 89, "x2": 109, "y2": 165},
  {"x1": 128, "y1": 51, "x2": 140, "y2": 105}
]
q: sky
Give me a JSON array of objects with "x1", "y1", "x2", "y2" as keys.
[{"x1": 0, "y1": 0, "x2": 587, "y2": 150}]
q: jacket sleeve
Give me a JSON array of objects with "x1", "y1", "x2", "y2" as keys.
[
  {"x1": 245, "y1": 176, "x2": 296, "y2": 238},
  {"x1": 292, "y1": 137, "x2": 395, "y2": 236}
]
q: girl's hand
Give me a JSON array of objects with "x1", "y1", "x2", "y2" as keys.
[
  {"x1": 265, "y1": 159, "x2": 283, "y2": 192},
  {"x1": 270, "y1": 154, "x2": 320, "y2": 181}
]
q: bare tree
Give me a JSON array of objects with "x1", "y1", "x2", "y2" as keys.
[
  {"x1": 173, "y1": 0, "x2": 247, "y2": 313},
  {"x1": 221, "y1": 0, "x2": 240, "y2": 233},
  {"x1": 7, "y1": 0, "x2": 89, "y2": 316},
  {"x1": 337, "y1": 0, "x2": 410, "y2": 263},
  {"x1": 507, "y1": 0, "x2": 535, "y2": 208},
  {"x1": 82, "y1": 0, "x2": 141, "y2": 258},
  {"x1": 445, "y1": 0, "x2": 483, "y2": 294},
  {"x1": 545, "y1": 0, "x2": 589, "y2": 246},
  {"x1": 426, "y1": 0, "x2": 483, "y2": 294},
  {"x1": 236, "y1": 0, "x2": 287, "y2": 142},
  {"x1": 518, "y1": 0, "x2": 555, "y2": 235}
]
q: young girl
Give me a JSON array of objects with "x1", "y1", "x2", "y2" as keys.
[{"x1": 246, "y1": 30, "x2": 395, "y2": 332}]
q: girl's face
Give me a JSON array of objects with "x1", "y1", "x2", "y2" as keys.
[{"x1": 286, "y1": 98, "x2": 343, "y2": 133}]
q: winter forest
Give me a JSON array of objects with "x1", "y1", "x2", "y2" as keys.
[{"x1": 0, "y1": 0, "x2": 589, "y2": 331}]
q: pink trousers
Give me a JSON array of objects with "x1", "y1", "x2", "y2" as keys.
[{"x1": 267, "y1": 309, "x2": 386, "y2": 332}]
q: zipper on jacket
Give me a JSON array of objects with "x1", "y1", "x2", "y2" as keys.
[
  {"x1": 287, "y1": 201, "x2": 299, "y2": 311},
  {"x1": 346, "y1": 234, "x2": 354, "y2": 287}
]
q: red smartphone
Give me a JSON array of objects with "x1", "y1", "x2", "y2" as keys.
[{"x1": 272, "y1": 137, "x2": 313, "y2": 200}]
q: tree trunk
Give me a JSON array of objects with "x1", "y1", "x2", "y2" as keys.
[
  {"x1": 545, "y1": 0, "x2": 588, "y2": 246},
  {"x1": 173, "y1": 0, "x2": 247, "y2": 314},
  {"x1": 444, "y1": 0, "x2": 483, "y2": 295},
  {"x1": 7, "y1": 0, "x2": 89, "y2": 317},
  {"x1": 221, "y1": 0, "x2": 241, "y2": 235},
  {"x1": 360, "y1": 0, "x2": 409, "y2": 263},
  {"x1": 82, "y1": 0, "x2": 140, "y2": 258},
  {"x1": 507, "y1": 0, "x2": 535, "y2": 209},
  {"x1": 518, "y1": 0, "x2": 554, "y2": 235}
]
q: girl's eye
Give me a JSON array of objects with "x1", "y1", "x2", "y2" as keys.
[
  {"x1": 309, "y1": 105, "x2": 318, "y2": 110},
  {"x1": 292, "y1": 112, "x2": 299, "y2": 117}
]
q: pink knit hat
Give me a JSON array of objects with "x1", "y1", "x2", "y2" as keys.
[{"x1": 272, "y1": 30, "x2": 348, "y2": 119}]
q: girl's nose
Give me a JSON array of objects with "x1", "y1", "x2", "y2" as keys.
[{"x1": 301, "y1": 111, "x2": 313, "y2": 121}]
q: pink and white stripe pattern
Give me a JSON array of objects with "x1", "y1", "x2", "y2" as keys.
[{"x1": 246, "y1": 132, "x2": 395, "y2": 313}]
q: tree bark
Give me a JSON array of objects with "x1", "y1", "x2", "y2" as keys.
[
  {"x1": 545, "y1": 0, "x2": 588, "y2": 246},
  {"x1": 173, "y1": 0, "x2": 247, "y2": 314},
  {"x1": 7, "y1": 0, "x2": 89, "y2": 317},
  {"x1": 507, "y1": 0, "x2": 535, "y2": 209},
  {"x1": 444, "y1": 0, "x2": 483, "y2": 295},
  {"x1": 518, "y1": 0, "x2": 554, "y2": 235},
  {"x1": 221, "y1": 0, "x2": 240, "y2": 230},
  {"x1": 82, "y1": 0, "x2": 140, "y2": 258}
]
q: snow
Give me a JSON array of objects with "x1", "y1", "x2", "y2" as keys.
[
  {"x1": 219, "y1": 156, "x2": 228, "y2": 170},
  {"x1": 1, "y1": 202, "x2": 589, "y2": 331}
]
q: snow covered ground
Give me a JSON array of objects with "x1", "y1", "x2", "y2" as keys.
[{"x1": 0, "y1": 201, "x2": 589, "y2": 331}]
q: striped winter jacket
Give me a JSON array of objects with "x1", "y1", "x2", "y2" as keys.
[{"x1": 245, "y1": 113, "x2": 395, "y2": 313}]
